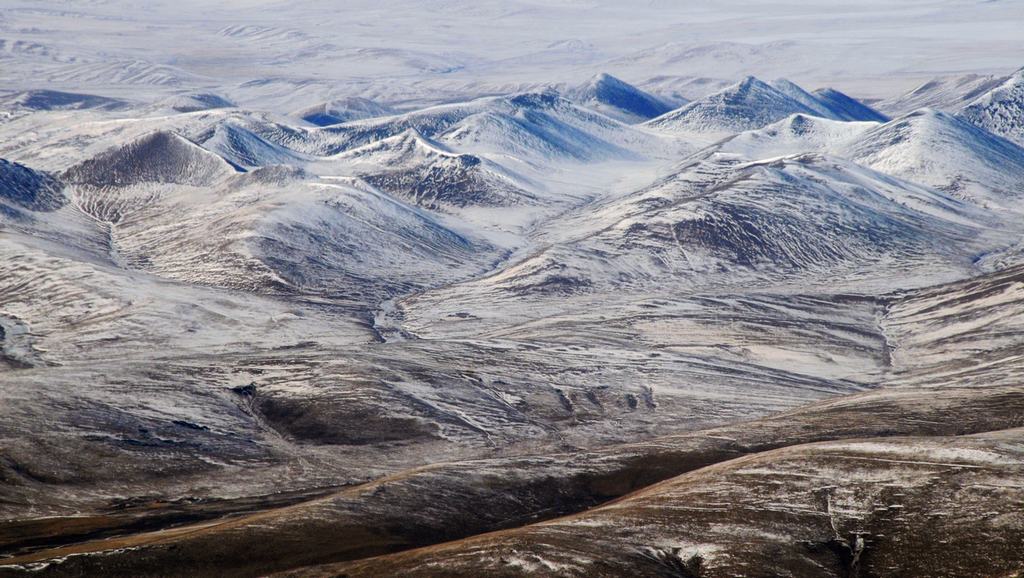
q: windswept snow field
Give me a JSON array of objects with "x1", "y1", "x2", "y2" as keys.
[{"x1": 1, "y1": 1, "x2": 1024, "y2": 577}]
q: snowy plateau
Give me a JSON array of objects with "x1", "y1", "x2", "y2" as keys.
[{"x1": 1, "y1": 1, "x2": 1024, "y2": 577}]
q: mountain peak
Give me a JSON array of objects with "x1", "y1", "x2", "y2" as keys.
[
  {"x1": 63, "y1": 130, "x2": 240, "y2": 187},
  {"x1": 645, "y1": 75, "x2": 810, "y2": 135},
  {"x1": 566, "y1": 72, "x2": 671, "y2": 123},
  {"x1": 813, "y1": 87, "x2": 889, "y2": 122},
  {"x1": 721, "y1": 75, "x2": 774, "y2": 100},
  {"x1": 714, "y1": 113, "x2": 879, "y2": 158},
  {"x1": 905, "y1": 106, "x2": 943, "y2": 119},
  {"x1": 340, "y1": 126, "x2": 464, "y2": 166},
  {"x1": 837, "y1": 106, "x2": 1024, "y2": 206},
  {"x1": 732, "y1": 75, "x2": 775, "y2": 93},
  {"x1": 648, "y1": 75, "x2": 889, "y2": 136}
]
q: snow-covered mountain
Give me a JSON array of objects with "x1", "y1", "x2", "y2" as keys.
[
  {"x1": 558, "y1": 155, "x2": 982, "y2": 288},
  {"x1": 293, "y1": 97, "x2": 395, "y2": 126},
  {"x1": 836, "y1": 108, "x2": 1024, "y2": 209},
  {"x1": 0, "y1": 89, "x2": 130, "y2": 112},
  {"x1": 565, "y1": 72, "x2": 673, "y2": 123},
  {"x1": 715, "y1": 113, "x2": 879, "y2": 159},
  {"x1": 319, "y1": 90, "x2": 680, "y2": 165},
  {"x1": 64, "y1": 161, "x2": 492, "y2": 299},
  {"x1": 645, "y1": 76, "x2": 811, "y2": 136},
  {"x1": 395, "y1": 152, "x2": 1000, "y2": 352},
  {"x1": 62, "y1": 130, "x2": 240, "y2": 187},
  {"x1": 199, "y1": 119, "x2": 308, "y2": 168},
  {"x1": 769, "y1": 79, "x2": 850, "y2": 121},
  {"x1": 958, "y1": 68, "x2": 1024, "y2": 147},
  {"x1": 333, "y1": 128, "x2": 535, "y2": 210},
  {"x1": 0, "y1": 158, "x2": 66, "y2": 212},
  {"x1": 644, "y1": 76, "x2": 884, "y2": 138},
  {"x1": 812, "y1": 87, "x2": 889, "y2": 122},
  {"x1": 157, "y1": 92, "x2": 236, "y2": 113},
  {"x1": 877, "y1": 72, "x2": 1008, "y2": 116}
]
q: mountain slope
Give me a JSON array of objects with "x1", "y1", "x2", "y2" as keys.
[
  {"x1": 12, "y1": 374, "x2": 1020, "y2": 578},
  {"x1": 565, "y1": 72, "x2": 672, "y2": 123},
  {"x1": 644, "y1": 76, "x2": 814, "y2": 137},
  {"x1": 812, "y1": 87, "x2": 889, "y2": 122},
  {"x1": 157, "y1": 92, "x2": 235, "y2": 113},
  {"x1": 62, "y1": 130, "x2": 240, "y2": 187},
  {"x1": 715, "y1": 113, "x2": 879, "y2": 159},
  {"x1": 64, "y1": 162, "x2": 494, "y2": 299},
  {"x1": 958, "y1": 68, "x2": 1024, "y2": 147},
  {"x1": 768, "y1": 78, "x2": 838, "y2": 117},
  {"x1": 0, "y1": 159, "x2": 66, "y2": 212},
  {"x1": 646, "y1": 77, "x2": 885, "y2": 138},
  {"x1": 1, "y1": 90, "x2": 129, "y2": 112},
  {"x1": 319, "y1": 91, "x2": 677, "y2": 165},
  {"x1": 317, "y1": 429, "x2": 1024, "y2": 578},
  {"x1": 495, "y1": 154, "x2": 991, "y2": 292},
  {"x1": 0, "y1": 159, "x2": 112, "y2": 257},
  {"x1": 395, "y1": 152, "x2": 1001, "y2": 346},
  {"x1": 294, "y1": 97, "x2": 394, "y2": 126},
  {"x1": 200, "y1": 120, "x2": 308, "y2": 169},
  {"x1": 333, "y1": 129, "x2": 535, "y2": 209},
  {"x1": 836, "y1": 108, "x2": 1024, "y2": 208},
  {"x1": 877, "y1": 73, "x2": 1008, "y2": 116}
]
